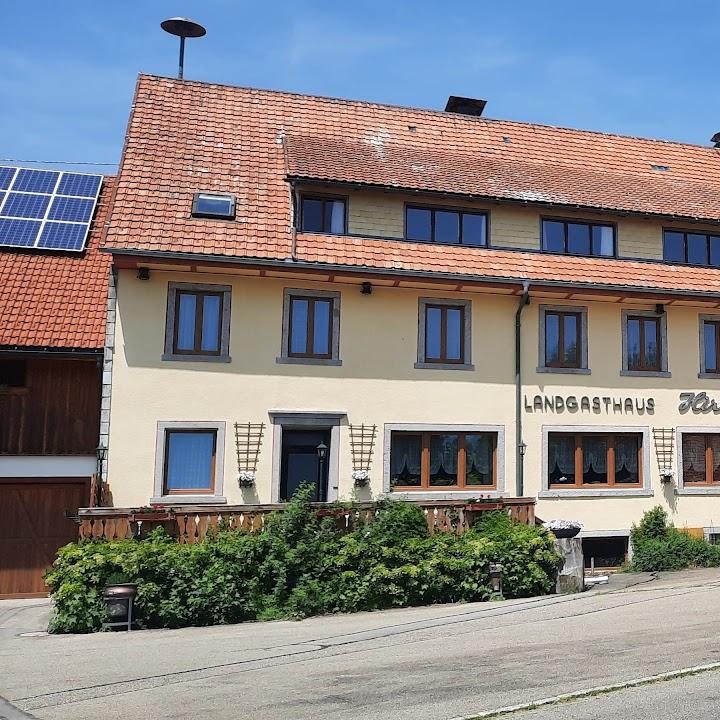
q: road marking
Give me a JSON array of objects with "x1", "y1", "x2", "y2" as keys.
[{"x1": 453, "y1": 661, "x2": 720, "y2": 719}]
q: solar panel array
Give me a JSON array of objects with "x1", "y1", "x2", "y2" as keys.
[{"x1": 0, "y1": 166, "x2": 103, "y2": 252}]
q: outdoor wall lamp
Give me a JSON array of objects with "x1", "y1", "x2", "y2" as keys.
[
  {"x1": 316, "y1": 442, "x2": 328, "y2": 461},
  {"x1": 137, "y1": 267, "x2": 150, "y2": 281},
  {"x1": 519, "y1": 441, "x2": 527, "y2": 457},
  {"x1": 360, "y1": 282, "x2": 372, "y2": 295},
  {"x1": 489, "y1": 563, "x2": 503, "y2": 599}
]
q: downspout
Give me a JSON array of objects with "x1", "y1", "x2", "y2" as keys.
[{"x1": 515, "y1": 281, "x2": 530, "y2": 497}]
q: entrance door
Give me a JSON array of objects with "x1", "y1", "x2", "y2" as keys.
[
  {"x1": 280, "y1": 429, "x2": 330, "y2": 502},
  {"x1": 0, "y1": 478, "x2": 88, "y2": 598}
]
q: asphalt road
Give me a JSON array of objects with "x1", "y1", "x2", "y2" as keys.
[{"x1": 2, "y1": 570, "x2": 720, "y2": 720}]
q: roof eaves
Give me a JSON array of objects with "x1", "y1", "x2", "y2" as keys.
[{"x1": 105, "y1": 247, "x2": 720, "y2": 301}]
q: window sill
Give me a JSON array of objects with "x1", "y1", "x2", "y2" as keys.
[
  {"x1": 675, "y1": 487, "x2": 720, "y2": 495},
  {"x1": 536, "y1": 366, "x2": 591, "y2": 375},
  {"x1": 276, "y1": 356, "x2": 342, "y2": 366},
  {"x1": 539, "y1": 489, "x2": 653, "y2": 498},
  {"x1": 387, "y1": 490, "x2": 503, "y2": 501},
  {"x1": 414, "y1": 362, "x2": 475, "y2": 371},
  {"x1": 150, "y1": 495, "x2": 227, "y2": 505},
  {"x1": 620, "y1": 370, "x2": 670, "y2": 378},
  {"x1": 161, "y1": 353, "x2": 231, "y2": 363},
  {"x1": 698, "y1": 372, "x2": 720, "y2": 379}
]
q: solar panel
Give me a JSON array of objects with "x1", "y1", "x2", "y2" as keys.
[
  {"x1": 0, "y1": 167, "x2": 16, "y2": 190},
  {"x1": 3, "y1": 192, "x2": 51, "y2": 219},
  {"x1": 0, "y1": 218, "x2": 41, "y2": 247},
  {"x1": 0, "y1": 165, "x2": 103, "y2": 252}
]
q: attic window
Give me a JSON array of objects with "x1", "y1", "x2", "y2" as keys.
[
  {"x1": 651, "y1": 164, "x2": 670, "y2": 172},
  {"x1": 191, "y1": 193, "x2": 235, "y2": 220}
]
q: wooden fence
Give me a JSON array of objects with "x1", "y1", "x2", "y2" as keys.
[{"x1": 76, "y1": 498, "x2": 535, "y2": 543}]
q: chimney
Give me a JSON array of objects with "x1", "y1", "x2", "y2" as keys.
[
  {"x1": 712, "y1": 132, "x2": 720, "y2": 148},
  {"x1": 444, "y1": 96, "x2": 487, "y2": 117}
]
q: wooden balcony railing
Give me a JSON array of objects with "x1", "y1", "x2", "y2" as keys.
[{"x1": 75, "y1": 497, "x2": 536, "y2": 543}]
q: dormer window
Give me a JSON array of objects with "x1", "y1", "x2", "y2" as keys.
[
  {"x1": 191, "y1": 193, "x2": 235, "y2": 220},
  {"x1": 300, "y1": 195, "x2": 346, "y2": 234}
]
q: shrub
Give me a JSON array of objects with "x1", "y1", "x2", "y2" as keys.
[
  {"x1": 46, "y1": 500, "x2": 561, "y2": 634},
  {"x1": 630, "y1": 506, "x2": 720, "y2": 571}
]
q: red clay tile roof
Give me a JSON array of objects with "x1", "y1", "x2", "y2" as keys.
[
  {"x1": 285, "y1": 134, "x2": 720, "y2": 220},
  {"x1": 105, "y1": 75, "x2": 720, "y2": 297},
  {"x1": 0, "y1": 177, "x2": 114, "y2": 350},
  {"x1": 295, "y1": 232, "x2": 720, "y2": 297}
]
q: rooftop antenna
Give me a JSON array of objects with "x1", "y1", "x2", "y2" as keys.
[{"x1": 160, "y1": 17, "x2": 206, "y2": 80}]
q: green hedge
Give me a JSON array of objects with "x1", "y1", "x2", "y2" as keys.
[
  {"x1": 630, "y1": 506, "x2": 720, "y2": 571},
  {"x1": 46, "y1": 494, "x2": 562, "y2": 633}
]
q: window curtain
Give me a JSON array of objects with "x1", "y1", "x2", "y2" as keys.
[
  {"x1": 683, "y1": 435, "x2": 706, "y2": 474},
  {"x1": 465, "y1": 435, "x2": 492, "y2": 474},
  {"x1": 429, "y1": 435, "x2": 458, "y2": 474},
  {"x1": 548, "y1": 436, "x2": 575, "y2": 475},
  {"x1": 329, "y1": 201, "x2": 345, "y2": 234},
  {"x1": 390, "y1": 435, "x2": 421, "y2": 476},
  {"x1": 614, "y1": 437, "x2": 639, "y2": 474},
  {"x1": 166, "y1": 432, "x2": 215, "y2": 490},
  {"x1": 582, "y1": 437, "x2": 607, "y2": 473}
]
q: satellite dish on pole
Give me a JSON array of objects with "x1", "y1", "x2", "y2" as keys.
[{"x1": 161, "y1": 17, "x2": 206, "y2": 80}]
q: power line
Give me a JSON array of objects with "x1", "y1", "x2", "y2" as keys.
[{"x1": 0, "y1": 158, "x2": 118, "y2": 167}]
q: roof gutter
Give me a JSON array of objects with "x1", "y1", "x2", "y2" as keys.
[{"x1": 103, "y1": 248, "x2": 720, "y2": 302}]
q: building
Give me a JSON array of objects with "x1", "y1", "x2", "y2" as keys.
[
  {"x1": 100, "y1": 74, "x2": 720, "y2": 567},
  {"x1": 0, "y1": 171, "x2": 113, "y2": 597}
]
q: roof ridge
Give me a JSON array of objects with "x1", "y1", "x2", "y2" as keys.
[{"x1": 138, "y1": 73, "x2": 719, "y2": 154}]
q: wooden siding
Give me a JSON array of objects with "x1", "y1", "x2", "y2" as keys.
[{"x1": 0, "y1": 357, "x2": 101, "y2": 455}]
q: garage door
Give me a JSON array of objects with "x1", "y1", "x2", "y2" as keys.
[{"x1": 0, "y1": 478, "x2": 88, "y2": 598}]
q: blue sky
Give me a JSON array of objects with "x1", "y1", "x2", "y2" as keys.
[{"x1": 3, "y1": 0, "x2": 720, "y2": 172}]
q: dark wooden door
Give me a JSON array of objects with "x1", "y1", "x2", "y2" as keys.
[
  {"x1": 0, "y1": 478, "x2": 88, "y2": 598},
  {"x1": 280, "y1": 430, "x2": 330, "y2": 502}
]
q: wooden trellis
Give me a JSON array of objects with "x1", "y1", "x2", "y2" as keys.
[
  {"x1": 652, "y1": 427, "x2": 675, "y2": 475},
  {"x1": 234, "y1": 422, "x2": 265, "y2": 473},
  {"x1": 349, "y1": 424, "x2": 377, "y2": 472}
]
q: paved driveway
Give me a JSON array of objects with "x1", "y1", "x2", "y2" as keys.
[{"x1": 2, "y1": 570, "x2": 720, "y2": 719}]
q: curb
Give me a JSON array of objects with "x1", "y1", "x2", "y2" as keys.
[{"x1": 451, "y1": 660, "x2": 720, "y2": 719}]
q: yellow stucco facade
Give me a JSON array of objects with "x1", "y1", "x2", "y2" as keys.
[{"x1": 107, "y1": 242, "x2": 720, "y2": 540}]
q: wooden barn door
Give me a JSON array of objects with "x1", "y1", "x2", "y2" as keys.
[{"x1": 0, "y1": 478, "x2": 88, "y2": 598}]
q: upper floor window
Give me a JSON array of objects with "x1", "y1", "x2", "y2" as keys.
[
  {"x1": 390, "y1": 430, "x2": 496, "y2": 490},
  {"x1": 191, "y1": 193, "x2": 235, "y2": 220},
  {"x1": 542, "y1": 219, "x2": 615, "y2": 257},
  {"x1": 539, "y1": 305, "x2": 588, "y2": 374},
  {"x1": 300, "y1": 196, "x2": 346, "y2": 234},
  {"x1": 622, "y1": 310, "x2": 668, "y2": 376},
  {"x1": 700, "y1": 316, "x2": 720, "y2": 376},
  {"x1": 416, "y1": 298, "x2": 473, "y2": 370},
  {"x1": 163, "y1": 283, "x2": 232, "y2": 362},
  {"x1": 279, "y1": 289, "x2": 341, "y2": 365},
  {"x1": 548, "y1": 432, "x2": 642, "y2": 488},
  {"x1": 405, "y1": 206, "x2": 487, "y2": 246},
  {"x1": 663, "y1": 230, "x2": 720, "y2": 267}
]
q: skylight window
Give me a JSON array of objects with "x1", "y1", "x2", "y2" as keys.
[{"x1": 191, "y1": 193, "x2": 235, "y2": 220}]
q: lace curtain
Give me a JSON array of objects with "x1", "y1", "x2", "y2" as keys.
[
  {"x1": 683, "y1": 435, "x2": 706, "y2": 474},
  {"x1": 390, "y1": 435, "x2": 421, "y2": 476},
  {"x1": 548, "y1": 436, "x2": 575, "y2": 475}
]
